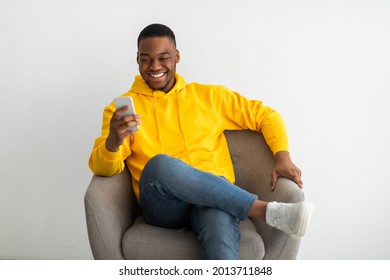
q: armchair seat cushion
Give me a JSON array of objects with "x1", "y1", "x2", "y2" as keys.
[{"x1": 122, "y1": 216, "x2": 265, "y2": 260}]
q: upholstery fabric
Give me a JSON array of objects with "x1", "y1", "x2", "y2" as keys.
[
  {"x1": 84, "y1": 130, "x2": 304, "y2": 259},
  {"x1": 122, "y1": 216, "x2": 265, "y2": 260}
]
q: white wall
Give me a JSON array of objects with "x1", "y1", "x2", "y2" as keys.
[{"x1": 1, "y1": 0, "x2": 389, "y2": 259}]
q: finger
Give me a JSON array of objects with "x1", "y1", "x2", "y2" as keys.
[
  {"x1": 294, "y1": 168, "x2": 303, "y2": 188},
  {"x1": 134, "y1": 114, "x2": 141, "y2": 120},
  {"x1": 115, "y1": 128, "x2": 133, "y2": 141},
  {"x1": 116, "y1": 105, "x2": 130, "y2": 114},
  {"x1": 291, "y1": 173, "x2": 304, "y2": 189},
  {"x1": 112, "y1": 114, "x2": 140, "y2": 131},
  {"x1": 111, "y1": 109, "x2": 128, "y2": 128},
  {"x1": 121, "y1": 119, "x2": 141, "y2": 130},
  {"x1": 113, "y1": 105, "x2": 130, "y2": 120},
  {"x1": 122, "y1": 114, "x2": 141, "y2": 122},
  {"x1": 296, "y1": 177, "x2": 304, "y2": 189}
]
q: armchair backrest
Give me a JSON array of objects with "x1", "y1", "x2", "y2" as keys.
[{"x1": 224, "y1": 130, "x2": 275, "y2": 201}]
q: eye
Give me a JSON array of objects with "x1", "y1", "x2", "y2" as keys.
[{"x1": 159, "y1": 57, "x2": 170, "y2": 61}]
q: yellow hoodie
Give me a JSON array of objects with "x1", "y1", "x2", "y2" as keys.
[{"x1": 89, "y1": 73, "x2": 289, "y2": 201}]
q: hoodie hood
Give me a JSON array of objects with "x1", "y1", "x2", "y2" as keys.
[{"x1": 130, "y1": 73, "x2": 187, "y2": 97}]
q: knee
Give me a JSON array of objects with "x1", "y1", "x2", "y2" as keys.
[
  {"x1": 140, "y1": 154, "x2": 185, "y2": 188},
  {"x1": 141, "y1": 154, "x2": 173, "y2": 178},
  {"x1": 145, "y1": 154, "x2": 175, "y2": 171},
  {"x1": 148, "y1": 154, "x2": 171, "y2": 166}
]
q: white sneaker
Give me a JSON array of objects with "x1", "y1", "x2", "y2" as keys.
[{"x1": 266, "y1": 201, "x2": 314, "y2": 238}]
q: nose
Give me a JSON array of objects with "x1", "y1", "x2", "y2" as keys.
[{"x1": 150, "y1": 59, "x2": 161, "y2": 71}]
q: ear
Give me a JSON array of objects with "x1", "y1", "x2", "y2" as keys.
[
  {"x1": 136, "y1": 52, "x2": 140, "y2": 65},
  {"x1": 175, "y1": 49, "x2": 180, "y2": 63}
]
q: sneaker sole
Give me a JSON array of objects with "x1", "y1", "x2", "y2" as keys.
[{"x1": 291, "y1": 202, "x2": 314, "y2": 238}]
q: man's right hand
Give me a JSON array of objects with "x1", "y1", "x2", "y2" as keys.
[{"x1": 105, "y1": 105, "x2": 141, "y2": 152}]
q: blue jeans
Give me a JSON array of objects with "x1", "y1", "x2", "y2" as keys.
[{"x1": 139, "y1": 154, "x2": 258, "y2": 260}]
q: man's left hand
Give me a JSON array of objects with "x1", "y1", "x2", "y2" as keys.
[{"x1": 271, "y1": 151, "x2": 303, "y2": 191}]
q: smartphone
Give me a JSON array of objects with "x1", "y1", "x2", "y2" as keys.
[{"x1": 114, "y1": 97, "x2": 139, "y2": 132}]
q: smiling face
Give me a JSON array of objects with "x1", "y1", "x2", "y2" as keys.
[{"x1": 137, "y1": 36, "x2": 180, "y2": 93}]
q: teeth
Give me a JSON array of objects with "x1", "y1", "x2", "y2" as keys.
[{"x1": 150, "y1": 73, "x2": 164, "y2": 78}]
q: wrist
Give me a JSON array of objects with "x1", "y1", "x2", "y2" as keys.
[
  {"x1": 275, "y1": 151, "x2": 291, "y2": 162},
  {"x1": 105, "y1": 139, "x2": 119, "y2": 152}
]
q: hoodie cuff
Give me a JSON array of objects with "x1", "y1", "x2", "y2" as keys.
[{"x1": 100, "y1": 144, "x2": 122, "y2": 162}]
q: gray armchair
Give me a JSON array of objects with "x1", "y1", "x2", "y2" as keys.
[{"x1": 84, "y1": 130, "x2": 305, "y2": 259}]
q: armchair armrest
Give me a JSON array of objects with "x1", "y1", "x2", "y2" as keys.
[
  {"x1": 252, "y1": 177, "x2": 304, "y2": 259},
  {"x1": 84, "y1": 168, "x2": 141, "y2": 259},
  {"x1": 225, "y1": 130, "x2": 305, "y2": 259}
]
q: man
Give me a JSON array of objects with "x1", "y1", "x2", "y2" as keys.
[{"x1": 89, "y1": 23, "x2": 313, "y2": 259}]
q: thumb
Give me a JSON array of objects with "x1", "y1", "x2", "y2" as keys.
[{"x1": 271, "y1": 171, "x2": 279, "y2": 191}]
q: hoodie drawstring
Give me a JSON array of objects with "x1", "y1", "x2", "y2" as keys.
[
  {"x1": 153, "y1": 94, "x2": 164, "y2": 154},
  {"x1": 176, "y1": 92, "x2": 192, "y2": 165}
]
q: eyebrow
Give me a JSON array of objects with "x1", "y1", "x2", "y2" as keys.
[{"x1": 139, "y1": 51, "x2": 171, "y2": 57}]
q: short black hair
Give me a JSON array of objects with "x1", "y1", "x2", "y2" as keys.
[{"x1": 137, "y1": 23, "x2": 176, "y2": 49}]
